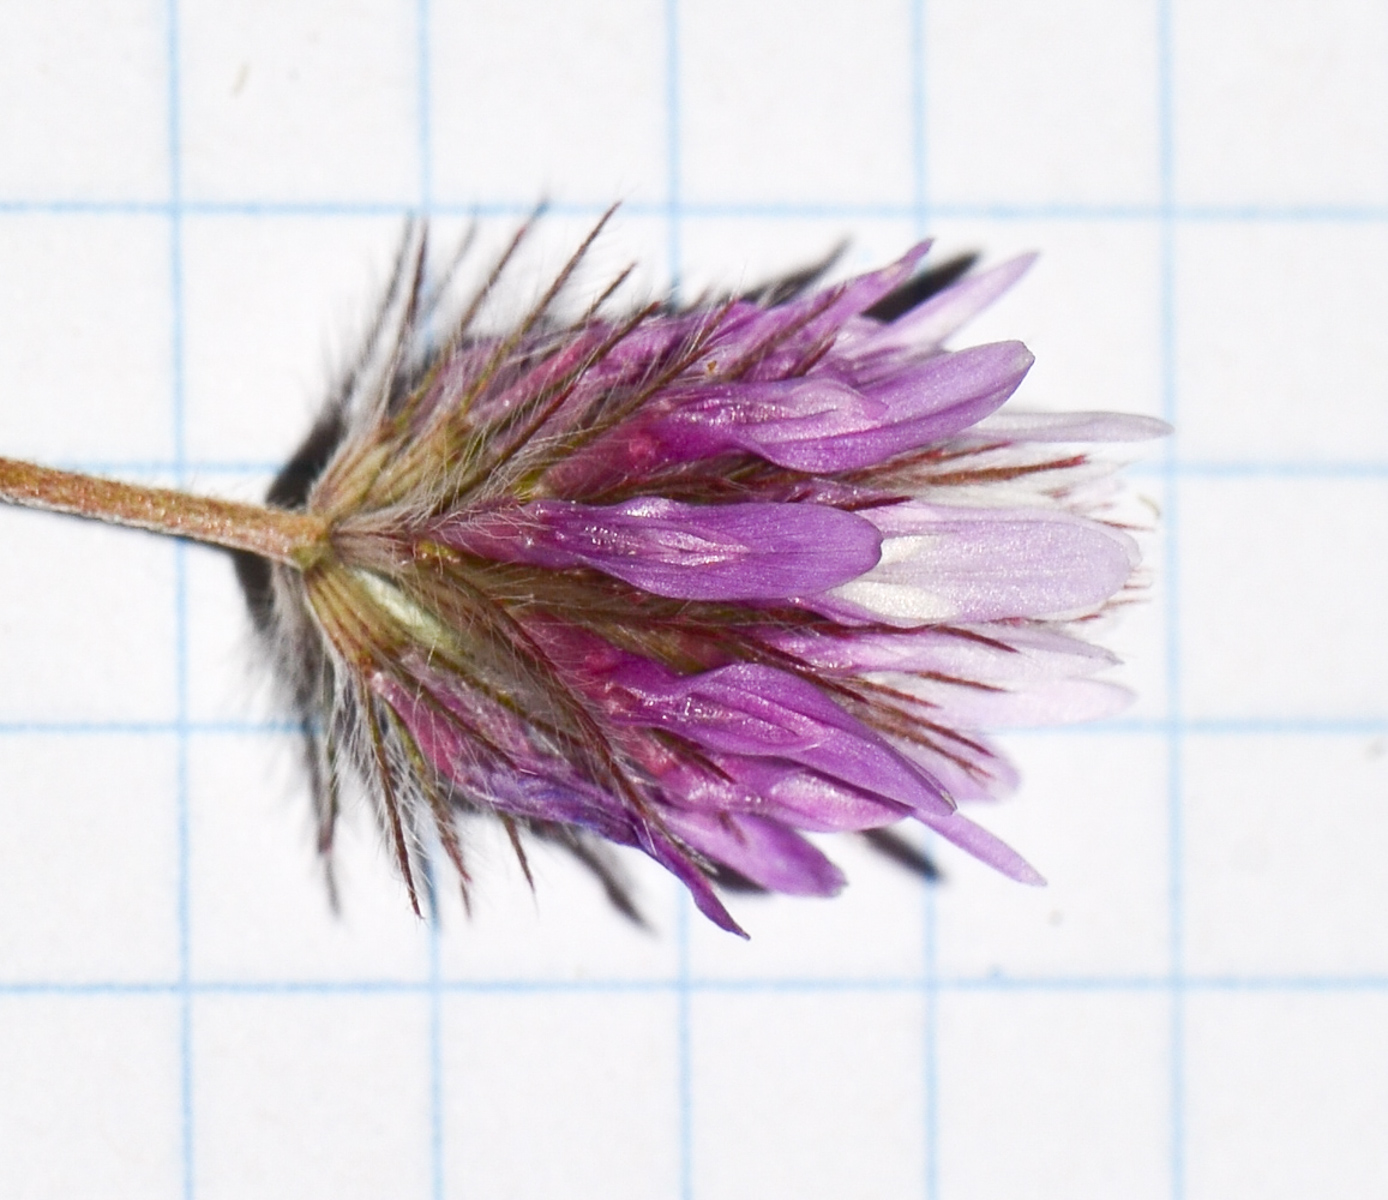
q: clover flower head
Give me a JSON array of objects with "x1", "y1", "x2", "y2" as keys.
[{"x1": 226, "y1": 213, "x2": 1164, "y2": 935}]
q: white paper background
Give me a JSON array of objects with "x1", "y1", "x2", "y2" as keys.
[{"x1": 1, "y1": 2, "x2": 1387, "y2": 1197}]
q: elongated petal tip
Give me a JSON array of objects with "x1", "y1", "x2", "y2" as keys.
[
  {"x1": 667, "y1": 810, "x2": 847, "y2": 897},
  {"x1": 921, "y1": 810, "x2": 1046, "y2": 885},
  {"x1": 865, "y1": 252, "x2": 1038, "y2": 353}
]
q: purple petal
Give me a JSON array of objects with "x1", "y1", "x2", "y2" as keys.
[
  {"x1": 847, "y1": 254, "x2": 1037, "y2": 360},
  {"x1": 819, "y1": 502, "x2": 1138, "y2": 625},
  {"x1": 433, "y1": 498, "x2": 882, "y2": 600},
  {"x1": 918, "y1": 809, "x2": 1046, "y2": 885},
  {"x1": 649, "y1": 341, "x2": 1032, "y2": 473},
  {"x1": 803, "y1": 242, "x2": 934, "y2": 331},
  {"x1": 664, "y1": 809, "x2": 846, "y2": 896},
  {"x1": 763, "y1": 624, "x2": 1129, "y2": 726},
  {"x1": 689, "y1": 244, "x2": 934, "y2": 385},
  {"x1": 648, "y1": 376, "x2": 886, "y2": 471},
  {"x1": 637, "y1": 823, "x2": 747, "y2": 936},
  {"x1": 766, "y1": 625, "x2": 1118, "y2": 684},
  {"x1": 607, "y1": 660, "x2": 954, "y2": 818},
  {"x1": 658, "y1": 754, "x2": 911, "y2": 832},
  {"x1": 712, "y1": 756, "x2": 912, "y2": 831},
  {"x1": 889, "y1": 734, "x2": 1019, "y2": 804},
  {"x1": 877, "y1": 674, "x2": 1132, "y2": 728},
  {"x1": 771, "y1": 621, "x2": 1127, "y2": 726},
  {"x1": 852, "y1": 340, "x2": 1035, "y2": 451},
  {"x1": 492, "y1": 306, "x2": 744, "y2": 462},
  {"x1": 570, "y1": 306, "x2": 732, "y2": 392}
]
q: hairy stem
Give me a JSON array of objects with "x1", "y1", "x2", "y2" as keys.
[{"x1": 0, "y1": 457, "x2": 328, "y2": 567}]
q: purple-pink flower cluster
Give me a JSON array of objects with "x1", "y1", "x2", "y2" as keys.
[{"x1": 243, "y1": 222, "x2": 1162, "y2": 935}]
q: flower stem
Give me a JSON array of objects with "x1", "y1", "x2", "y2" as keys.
[{"x1": 0, "y1": 456, "x2": 328, "y2": 567}]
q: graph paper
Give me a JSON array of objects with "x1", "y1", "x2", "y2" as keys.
[{"x1": 2, "y1": 1, "x2": 1387, "y2": 1196}]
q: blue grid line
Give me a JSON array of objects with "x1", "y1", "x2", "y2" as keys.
[
  {"x1": 6, "y1": 974, "x2": 1388, "y2": 998},
  {"x1": 4, "y1": 197, "x2": 1388, "y2": 224},
  {"x1": 162, "y1": 1, "x2": 194, "y2": 1197},
  {"x1": 664, "y1": 6, "x2": 695, "y2": 1197},
  {"x1": 909, "y1": 5, "x2": 942, "y2": 1198},
  {"x1": 1156, "y1": 0, "x2": 1185, "y2": 1195},
  {"x1": 414, "y1": 5, "x2": 446, "y2": 1196}
]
